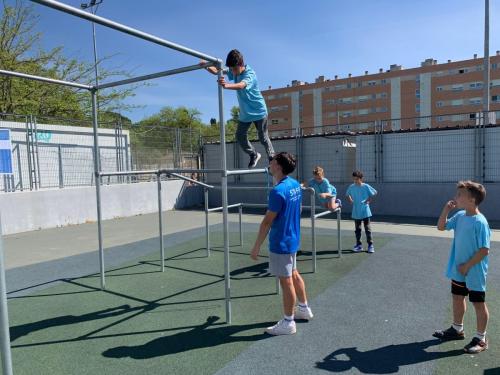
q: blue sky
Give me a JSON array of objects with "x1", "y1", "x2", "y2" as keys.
[{"x1": 22, "y1": 0, "x2": 500, "y2": 123}]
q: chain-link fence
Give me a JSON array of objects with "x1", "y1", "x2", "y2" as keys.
[
  {"x1": 0, "y1": 113, "x2": 202, "y2": 192},
  {"x1": 203, "y1": 111, "x2": 500, "y2": 185}
]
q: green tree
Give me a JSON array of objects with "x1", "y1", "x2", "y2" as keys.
[{"x1": 0, "y1": 0, "x2": 142, "y2": 121}]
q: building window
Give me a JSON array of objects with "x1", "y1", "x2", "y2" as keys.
[
  {"x1": 358, "y1": 108, "x2": 370, "y2": 115},
  {"x1": 437, "y1": 116, "x2": 444, "y2": 122},
  {"x1": 376, "y1": 107, "x2": 388, "y2": 113},
  {"x1": 415, "y1": 89, "x2": 420, "y2": 98},
  {"x1": 451, "y1": 99, "x2": 463, "y2": 106},
  {"x1": 415, "y1": 75, "x2": 420, "y2": 82},
  {"x1": 367, "y1": 81, "x2": 377, "y2": 86},
  {"x1": 451, "y1": 84, "x2": 463, "y2": 91},
  {"x1": 436, "y1": 101, "x2": 444, "y2": 108},
  {"x1": 358, "y1": 95, "x2": 369, "y2": 103},
  {"x1": 271, "y1": 119, "x2": 279, "y2": 125},
  {"x1": 380, "y1": 92, "x2": 388, "y2": 99},
  {"x1": 415, "y1": 103, "x2": 420, "y2": 113},
  {"x1": 381, "y1": 79, "x2": 387, "y2": 85},
  {"x1": 469, "y1": 98, "x2": 482, "y2": 105},
  {"x1": 436, "y1": 86, "x2": 444, "y2": 92},
  {"x1": 492, "y1": 63, "x2": 498, "y2": 70},
  {"x1": 492, "y1": 95, "x2": 500, "y2": 103},
  {"x1": 469, "y1": 82, "x2": 483, "y2": 90},
  {"x1": 458, "y1": 68, "x2": 467, "y2": 74}
]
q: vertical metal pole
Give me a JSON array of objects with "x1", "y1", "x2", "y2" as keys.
[
  {"x1": 311, "y1": 191, "x2": 317, "y2": 273},
  {"x1": 217, "y1": 62, "x2": 231, "y2": 324},
  {"x1": 239, "y1": 204, "x2": 243, "y2": 246},
  {"x1": 204, "y1": 188, "x2": 210, "y2": 257},
  {"x1": 26, "y1": 116, "x2": 33, "y2": 190},
  {"x1": 33, "y1": 116, "x2": 42, "y2": 189},
  {"x1": 91, "y1": 90, "x2": 105, "y2": 290},
  {"x1": 157, "y1": 172, "x2": 164, "y2": 272},
  {"x1": 276, "y1": 276, "x2": 281, "y2": 295},
  {"x1": 483, "y1": 0, "x2": 490, "y2": 113},
  {"x1": 58, "y1": 144, "x2": 64, "y2": 188},
  {"x1": 337, "y1": 208, "x2": 342, "y2": 258},
  {"x1": 0, "y1": 215, "x2": 13, "y2": 375},
  {"x1": 15, "y1": 144, "x2": 23, "y2": 191}
]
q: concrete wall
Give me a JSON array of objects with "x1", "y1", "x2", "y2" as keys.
[
  {"x1": 207, "y1": 182, "x2": 500, "y2": 221},
  {"x1": 0, "y1": 180, "x2": 203, "y2": 235}
]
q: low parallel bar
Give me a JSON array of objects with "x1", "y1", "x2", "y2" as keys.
[
  {"x1": 226, "y1": 168, "x2": 268, "y2": 176},
  {"x1": 167, "y1": 172, "x2": 214, "y2": 189},
  {"x1": 207, "y1": 203, "x2": 242, "y2": 213}
]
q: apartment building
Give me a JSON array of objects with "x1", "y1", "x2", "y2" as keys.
[{"x1": 263, "y1": 53, "x2": 500, "y2": 135}]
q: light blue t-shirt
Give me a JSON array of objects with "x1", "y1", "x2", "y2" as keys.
[
  {"x1": 268, "y1": 176, "x2": 302, "y2": 254},
  {"x1": 346, "y1": 183, "x2": 377, "y2": 219},
  {"x1": 226, "y1": 65, "x2": 268, "y2": 123},
  {"x1": 445, "y1": 210, "x2": 491, "y2": 291},
  {"x1": 308, "y1": 178, "x2": 337, "y2": 204}
]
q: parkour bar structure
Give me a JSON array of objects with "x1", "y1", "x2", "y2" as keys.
[{"x1": 0, "y1": 1, "x2": 341, "y2": 372}]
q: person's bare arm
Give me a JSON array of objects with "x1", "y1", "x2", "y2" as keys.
[
  {"x1": 199, "y1": 60, "x2": 222, "y2": 75},
  {"x1": 250, "y1": 211, "x2": 277, "y2": 260},
  {"x1": 218, "y1": 76, "x2": 246, "y2": 90},
  {"x1": 437, "y1": 200, "x2": 456, "y2": 231},
  {"x1": 458, "y1": 248, "x2": 489, "y2": 275}
]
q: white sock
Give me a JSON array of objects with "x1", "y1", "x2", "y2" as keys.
[
  {"x1": 452, "y1": 323, "x2": 464, "y2": 332},
  {"x1": 298, "y1": 302, "x2": 308, "y2": 309},
  {"x1": 284, "y1": 314, "x2": 294, "y2": 322},
  {"x1": 474, "y1": 331, "x2": 486, "y2": 341}
]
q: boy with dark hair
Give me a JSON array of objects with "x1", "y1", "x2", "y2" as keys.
[
  {"x1": 202, "y1": 49, "x2": 274, "y2": 168},
  {"x1": 434, "y1": 180, "x2": 491, "y2": 354},
  {"x1": 250, "y1": 151, "x2": 313, "y2": 335},
  {"x1": 346, "y1": 170, "x2": 377, "y2": 253}
]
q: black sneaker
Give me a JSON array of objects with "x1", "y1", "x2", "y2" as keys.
[
  {"x1": 464, "y1": 337, "x2": 488, "y2": 353},
  {"x1": 433, "y1": 326, "x2": 465, "y2": 340},
  {"x1": 248, "y1": 152, "x2": 261, "y2": 169}
]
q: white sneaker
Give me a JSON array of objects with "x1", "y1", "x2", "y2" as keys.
[
  {"x1": 265, "y1": 319, "x2": 296, "y2": 335},
  {"x1": 295, "y1": 306, "x2": 314, "y2": 320}
]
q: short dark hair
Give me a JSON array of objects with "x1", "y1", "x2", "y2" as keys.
[
  {"x1": 226, "y1": 49, "x2": 244, "y2": 67},
  {"x1": 352, "y1": 170, "x2": 363, "y2": 179},
  {"x1": 273, "y1": 152, "x2": 296, "y2": 175},
  {"x1": 457, "y1": 180, "x2": 486, "y2": 205}
]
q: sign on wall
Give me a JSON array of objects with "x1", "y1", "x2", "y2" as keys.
[{"x1": 0, "y1": 129, "x2": 13, "y2": 175}]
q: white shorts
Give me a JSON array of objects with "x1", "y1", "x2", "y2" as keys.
[{"x1": 269, "y1": 252, "x2": 297, "y2": 277}]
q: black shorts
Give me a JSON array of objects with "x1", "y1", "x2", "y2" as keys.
[{"x1": 451, "y1": 280, "x2": 486, "y2": 303}]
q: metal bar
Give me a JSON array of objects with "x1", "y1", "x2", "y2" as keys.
[
  {"x1": 217, "y1": 63, "x2": 231, "y2": 324},
  {"x1": 0, "y1": 69, "x2": 92, "y2": 90},
  {"x1": 159, "y1": 168, "x2": 225, "y2": 175},
  {"x1": 337, "y1": 208, "x2": 342, "y2": 258},
  {"x1": 239, "y1": 205, "x2": 243, "y2": 246},
  {"x1": 207, "y1": 203, "x2": 242, "y2": 213},
  {"x1": 315, "y1": 210, "x2": 335, "y2": 219},
  {"x1": 240, "y1": 203, "x2": 268, "y2": 208},
  {"x1": 30, "y1": 0, "x2": 219, "y2": 63},
  {"x1": 0, "y1": 215, "x2": 13, "y2": 375},
  {"x1": 311, "y1": 190, "x2": 317, "y2": 273},
  {"x1": 99, "y1": 169, "x2": 158, "y2": 177},
  {"x1": 91, "y1": 90, "x2": 105, "y2": 290},
  {"x1": 33, "y1": 116, "x2": 42, "y2": 189},
  {"x1": 97, "y1": 63, "x2": 215, "y2": 90},
  {"x1": 204, "y1": 188, "x2": 210, "y2": 257},
  {"x1": 157, "y1": 173, "x2": 165, "y2": 272},
  {"x1": 58, "y1": 144, "x2": 64, "y2": 188},
  {"x1": 167, "y1": 172, "x2": 214, "y2": 189},
  {"x1": 15, "y1": 143, "x2": 23, "y2": 191},
  {"x1": 226, "y1": 168, "x2": 268, "y2": 176}
]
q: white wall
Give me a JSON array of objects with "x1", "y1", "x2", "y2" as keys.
[{"x1": 0, "y1": 180, "x2": 186, "y2": 235}]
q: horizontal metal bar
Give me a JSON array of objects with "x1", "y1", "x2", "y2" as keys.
[
  {"x1": 97, "y1": 63, "x2": 214, "y2": 90},
  {"x1": 0, "y1": 69, "x2": 92, "y2": 90},
  {"x1": 211, "y1": 185, "x2": 316, "y2": 193},
  {"x1": 314, "y1": 209, "x2": 340, "y2": 219},
  {"x1": 226, "y1": 168, "x2": 269, "y2": 176},
  {"x1": 159, "y1": 168, "x2": 225, "y2": 175},
  {"x1": 30, "y1": 0, "x2": 219, "y2": 63},
  {"x1": 241, "y1": 203, "x2": 268, "y2": 208},
  {"x1": 207, "y1": 203, "x2": 242, "y2": 213},
  {"x1": 167, "y1": 172, "x2": 214, "y2": 189},
  {"x1": 99, "y1": 170, "x2": 158, "y2": 177}
]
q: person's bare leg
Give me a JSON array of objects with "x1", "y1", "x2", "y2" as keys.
[
  {"x1": 453, "y1": 294, "x2": 466, "y2": 325},
  {"x1": 279, "y1": 276, "x2": 296, "y2": 316},
  {"x1": 292, "y1": 270, "x2": 307, "y2": 304},
  {"x1": 472, "y1": 302, "x2": 489, "y2": 334}
]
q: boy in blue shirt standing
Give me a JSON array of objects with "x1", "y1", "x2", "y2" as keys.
[
  {"x1": 434, "y1": 181, "x2": 491, "y2": 354},
  {"x1": 346, "y1": 170, "x2": 377, "y2": 253},
  {"x1": 303, "y1": 166, "x2": 341, "y2": 211},
  {"x1": 202, "y1": 49, "x2": 274, "y2": 168},
  {"x1": 250, "y1": 152, "x2": 313, "y2": 335}
]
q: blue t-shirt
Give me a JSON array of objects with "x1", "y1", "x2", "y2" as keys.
[
  {"x1": 346, "y1": 183, "x2": 377, "y2": 219},
  {"x1": 226, "y1": 65, "x2": 268, "y2": 123},
  {"x1": 268, "y1": 176, "x2": 302, "y2": 254},
  {"x1": 445, "y1": 210, "x2": 491, "y2": 291},
  {"x1": 308, "y1": 178, "x2": 337, "y2": 204}
]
